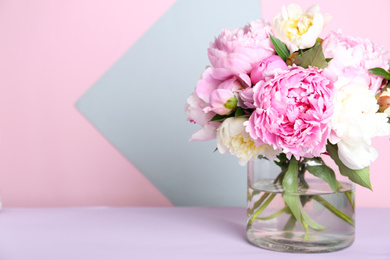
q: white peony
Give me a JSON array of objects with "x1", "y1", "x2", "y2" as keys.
[
  {"x1": 272, "y1": 4, "x2": 331, "y2": 52},
  {"x1": 384, "y1": 107, "x2": 390, "y2": 117},
  {"x1": 330, "y1": 83, "x2": 390, "y2": 169},
  {"x1": 216, "y1": 117, "x2": 279, "y2": 165}
]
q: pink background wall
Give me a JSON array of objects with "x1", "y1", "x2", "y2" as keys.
[{"x1": 0, "y1": 0, "x2": 389, "y2": 207}]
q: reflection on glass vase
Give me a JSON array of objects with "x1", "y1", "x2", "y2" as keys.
[{"x1": 247, "y1": 156, "x2": 355, "y2": 253}]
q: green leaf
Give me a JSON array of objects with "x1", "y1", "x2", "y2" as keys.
[
  {"x1": 369, "y1": 68, "x2": 390, "y2": 80},
  {"x1": 381, "y1": 82, "x2": 390, "y2": 93},
  {"x1": 247, "y1": 189, "x2": 261, "y2": 215},
  {"x1": 234, "y1": 107, "x2": 245, "y2": 117},
  {"x1": 293, "y1": 43, "x2": 328, "y2": 69},
  {"x1": 301, "y1": 208, "x2": 327, "y2": 231},
  {"x1": 275, "y1": 153, "x2": 288, "y2": 168},
  {"x1": 282, "y1": 157, "x2": 328, "y2": 231},
  {"x1": 283, "y1": 195, "x2": 302, "y2": 227},
  {"x1": 269, "y1": 34, "x2": 290, "y2": 61},
  {"x1": 314, "y1": 38, "x2": 322, "y2": 47},
  {"x1": 326, "y1": 143, "x2": 372, "y2": 190},
  {"x1": 282, "y1": 158, "x2": 302, "y2": 226},
  {"x1": 305, "y1": 158, "x2": 338, "y2": 193},
  {"x1": 210, "y1": 114, "x2": 232, "y2": 122},
  {"x1": 325, "y1": 58, "x2": 333, "y2": 62},
  {"x1": 282, "y1": 158, "x2": 299, "y2": 192}
]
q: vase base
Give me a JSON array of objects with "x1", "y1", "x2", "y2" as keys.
[{"x1": 247, "y1": 229, "x2": 354, "y2": 253}]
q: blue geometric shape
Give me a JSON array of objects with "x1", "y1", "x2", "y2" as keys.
[{"x1": 76, "y1": 0, "x2": 261, "y2": 206}]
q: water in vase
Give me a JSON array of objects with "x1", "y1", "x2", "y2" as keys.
[{"x1": 247, "y1": 179, "x2": 355, "y2": 253}]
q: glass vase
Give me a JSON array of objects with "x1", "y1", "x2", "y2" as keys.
[{"x1": 246, "y1": 156, "x2": 355, "y2": 253}]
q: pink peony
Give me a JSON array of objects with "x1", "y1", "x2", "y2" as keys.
[
  {"x1": 208, "y1": 19, "x2": 275, "y2": 76},
  {"x1": 187, "y1": 66, "x2": 249, "y2": 141},
  {"x1": 185, "y1": 92, "x2": 220, "y2": 141},
  {"x1": 246, "y1": 66, "x2": 335, "y2": 158},
  {"x1": 237, "y1": 87, "x2": 255, "y2": 109},
  {"x1": 196, "y1": 67, "x2": 249, "y2": 104},
  {"x1": 237, "y1": 55, "x2": 288, "y2": 109},
  {"x1": 196, "y1": 66, "x2": 252, "y2": 113},
  {"x1": 322, "y1": 31, "x2": 389, "y2": 93},
  {"x1": 209, "y1": 89, "x2": 236, "y2": 115},
  {"x1": 250, "y1": 55, "x2": 288, "y2": 85}
]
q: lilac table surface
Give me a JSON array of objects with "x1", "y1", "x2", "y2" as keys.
[{"x1": 0, "y1": 207, "x2": 388, "y2": 260}]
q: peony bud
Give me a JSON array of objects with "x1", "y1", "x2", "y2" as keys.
[
  {"x1": 378, "y1": 96, "x2": 390, "y2": 113},
  {"x1": 224, "y1": 96, "x2": 238, "y2": 110},
  {"x1": 377, "y1": 89, "x2": 390, "y2": 114}
]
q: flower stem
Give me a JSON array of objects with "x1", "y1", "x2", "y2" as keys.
[
  {"x1": 283, "y1": 215, "x2": 297, "y2": 231},
  {"x1": 249, "y1": 193, "x2": 276, "y2": 225},
  {"x1": 345, "y1": 191, "x2": 355, "y2": 210},
  {"x1": 257, "y1": 206, "x2": 289, "y2": 221},
  {"x1": 298, "y1": 163, "x2": 309, "y2": 189},
  {"x1": 273, "y1": 169, "x2": 287, "y2": 184},
  {"x1": 313, "y1": 195, "x2": 354, "y2": 226},
  {"x1": 256, "y1": 192, "x2": 270, "y2": 207}
]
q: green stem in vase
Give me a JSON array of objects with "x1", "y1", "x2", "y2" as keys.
[
  {"x1": 345, "y1": 191, "x2": 355, "y2": 210},
  {"x1": 249, "y1": 168, "x2": 289, "y2": 226},
  {"x1": 298, "y1": 163, "x2": 309, "y2": 189},
  {"x1": 283, "y1": 215, "x2": 297, "y2": 231},
  {"x1": 273, "y1": 168, "x2": 287, "y2": 185},
  {"x1": 247, "y1": 192, "x2": 270, "y2": 222},
  {"x1": 282, "y1": 195, "x2": 312, "y2": 231},
  {"x1": 249, "y1": 193, "x2": 276, "y2": 225},
  {"x1": 247, "y1": 191, "x2": 270, "y2": 216},
  {"x1": 257, "y1": 206, "x2": 290, "y2": 221},
  {"x1": 337, "y1": 181, "x2": 355, "y2": 210},
  {"x1": 256, "y1": 192, "x2": 271, "y2": 207},
  {"x1": 313, "y1": 195, "x2": 354, "y2": 226}
]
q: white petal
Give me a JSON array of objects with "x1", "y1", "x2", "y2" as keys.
[
  {"x1": 297, "y1": 14, "x2": 323, "y2": 49},
  {"x1": 306, "y1": 4, "x2": 320, "y2": 14},
  {"x1": 322, "y1": 13, "x2": 332, "y2": 27},
  {"x1": 286, "y1": 4, "x2": 303, "y2": 17},
  {"x1": 190, "y1": 124, "x2": 218, "y2": 141},
  {"x1": 281, "y1": 5, "x2": 289, "y2": 20},
  {"x1": 338, "y1": 141, "x2": 376, "y2": 170},
  {"x1": 384, "y1": 107, "x2": 390, "y2": 117}
]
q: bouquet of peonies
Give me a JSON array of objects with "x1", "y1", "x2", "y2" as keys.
[{"x1": 185, "y1": 3, "x2": 390, "y2": 232}]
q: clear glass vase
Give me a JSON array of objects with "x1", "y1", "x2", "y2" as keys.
[{"x1": 247, "y1": 156, "x2": 355, "y2": 253}]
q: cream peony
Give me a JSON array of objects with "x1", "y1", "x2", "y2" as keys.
[
  {"x1": 216, "y1": 117, "x2": 278, "y2": 165},
  {"x1": 330, "y1": 83, "x2": 390, "y2": 169},
  {"x1": 272, "y1": 4, "x2": 331, "y2": 52}
]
